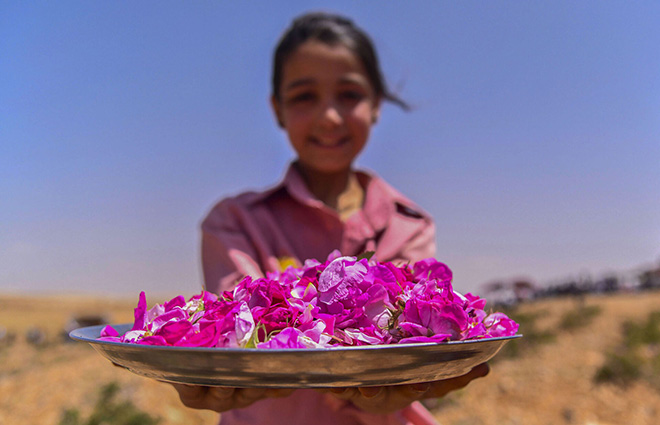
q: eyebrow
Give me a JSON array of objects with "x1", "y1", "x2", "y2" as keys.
[
  {"x1": 283, "y1": 75, "x2": 370, "y2": 92},
  {"x1": 284, "y1": 78, "x2": 315, "y2": 92}
]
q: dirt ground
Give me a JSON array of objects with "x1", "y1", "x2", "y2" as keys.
[{"x1": 1, "y1": 291, "x2": 659, "y2": 425}]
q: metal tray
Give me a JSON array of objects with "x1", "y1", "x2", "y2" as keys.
[{"x1": 71, "y1": 324, "x2": 520, "y2": 388}]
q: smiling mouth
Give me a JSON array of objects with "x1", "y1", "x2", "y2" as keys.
[{"x1": 310, "y1": 136, "x2": 349, "y2": 148}]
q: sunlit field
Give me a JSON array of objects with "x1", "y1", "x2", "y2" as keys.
[{"x1": 1, "y1": 291, "x2": 659, "y2": 425}]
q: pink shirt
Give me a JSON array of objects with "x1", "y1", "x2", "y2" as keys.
[
  {"x1": 202, "y1": 165, "x2": 436, "y2": 294},
  {"x1": 201, "y1": 164, "x2": 439, "y2": 425}
]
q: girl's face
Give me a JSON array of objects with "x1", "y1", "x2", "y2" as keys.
[{"x1": 271, "y1": 41, "x2": 381, "y2": 175}]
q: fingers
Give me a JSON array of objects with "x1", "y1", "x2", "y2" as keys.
[
  {"x1": 172, "y1": 384, "x2": 294, "y2": 412},
  {"x1": 328, "y1": 386, "x2": 381, "y2": 414},
  {"x1": 206, "y1": 386, "x2": 236, "y2": 403},
  {"x1": 233, "y1": 388, "x2": 267, "y2": 409},
  {"x1": 356, "y1": 386, "x2": 389, "y2": 412},
  {"x1": 473, "y1": 362, "x2": 491, "y2": 377},
  {"x1": 171, "y1": 384, "x2": 243, "y2": 412},
  {"x1": 173, "y1": 384, "x2": 215, "y2": 410},
  {"x1": 173, "y1": 363, "x2": 490, "y2": 414},
  {"x1": 326, "y1": 387, "x2": 358, "y2": 400},
  {"x1": 426, "y1": 363, "x2": 490, "y2": 398},
  {"x1": 265, "y1": 388, "x2": 295, "y2": 399},
  {"x1": 320, "y1": 363, "x2": 491, "y2": 415},
  {"x1": 398, "y1": 382, "x2": 431, "y2": 400},
  {"x1": 353, "y1": 385, "x2": 411, "y2": 414},
  {"x1": 357, "y1": 387, "x2": 383, "y2": 398}
]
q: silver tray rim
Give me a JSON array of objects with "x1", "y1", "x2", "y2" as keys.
[
  {"x1": 71, "y1": 323, "x2": 522, "y2": 387},
  {"x1": 70, "y1": 323, "x2": 522, "y2": 352}
]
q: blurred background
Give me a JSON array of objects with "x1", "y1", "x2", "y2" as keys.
[
  {"x1": 1, "y1": 2, "x2": 660, "y2": 425},
  {"x1": 2, "y1": 1, "x2": 658, "y2": 297}
]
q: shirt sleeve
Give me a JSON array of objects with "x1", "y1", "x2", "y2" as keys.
[
  {"x1": 200, "y1": 199, "x2": 265, "y2": 294},
  {"x1": 398, "y1": 218, "x2": 436, "y2": 263}
]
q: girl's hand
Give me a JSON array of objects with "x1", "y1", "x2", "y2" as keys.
[
  {"x1": 172, "y1": 385, "x2": 294, "y2": 413},
  {"x1": 323, "y1": 363, "x2": 489, "y2": 414},
  {"x1": 172, "y1": 363, "x2": 488, "y2": 414}
]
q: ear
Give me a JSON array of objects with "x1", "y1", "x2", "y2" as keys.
[{"x1": 270, "y1": 95, "x2": 285, "y2": 128}]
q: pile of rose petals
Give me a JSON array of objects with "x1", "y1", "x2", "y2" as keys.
[{"x1": 99, "y1": 252, "x2": 518, "y2": 348}]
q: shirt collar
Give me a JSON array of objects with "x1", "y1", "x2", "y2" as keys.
[
  {"x1": 279, "y1": 163, "x2": 333, "y2": 212},
  {"x1": 257, "y1": 162, "x2": 396, "y2": 233}
]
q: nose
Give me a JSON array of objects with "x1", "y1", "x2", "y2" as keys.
[{"x1": 318, "y1": 100, "x2": 343, "y2": 128}]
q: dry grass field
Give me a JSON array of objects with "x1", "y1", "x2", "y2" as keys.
[{"x1": 1, "y1": 291, "x2": 659, "y2": 425}]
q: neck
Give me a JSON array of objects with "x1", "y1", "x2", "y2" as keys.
[{"x1": 294, "y1": 162, "x2": 352, "y2": 209}]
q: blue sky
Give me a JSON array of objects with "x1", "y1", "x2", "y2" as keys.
[{"x1": 1, "y1": 1, "x2": 659, "y2": 297}]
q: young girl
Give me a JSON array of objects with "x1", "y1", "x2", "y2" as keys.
[{"x1": 173, "y1": 11, "x2": 488, "y2": 425}]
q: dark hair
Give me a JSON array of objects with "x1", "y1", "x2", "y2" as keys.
[{"x1": 272, "y1": 12, "x2": 409, "y2": 110}]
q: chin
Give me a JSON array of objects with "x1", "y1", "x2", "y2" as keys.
[{"x1": 299, "y1": 161, "x2": 352, "y2": 176}]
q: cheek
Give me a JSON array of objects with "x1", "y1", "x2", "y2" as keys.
[
  {"x1": 283, "y1": 119, "x2": 309, "y2": 152},
  {"x1": 347, "y1": 107, "x2": 375, "y2": 138},
  {"x1": 352, "y1": 102, "x2": 377, "y2": 125},
  {"x1": 283, "y1": 109, "x2": 312, "y2": 132}
]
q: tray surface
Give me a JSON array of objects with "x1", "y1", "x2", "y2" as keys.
[{"x1": 71, "y1": 323, "x2": 520, "y2": 388}]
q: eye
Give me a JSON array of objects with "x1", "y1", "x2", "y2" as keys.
[
  {"x1": 339, "y1": 90, "x2": 365, "y2": 102},
  {"x1": 286, "y1": 91, "x2": 317, "y2": 105}
]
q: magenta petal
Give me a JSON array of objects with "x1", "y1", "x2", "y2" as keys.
[
  {"x1": 234, "y1": 302, "x2": 255, "y2": 346},
  {"x1": 428, "y1": 304, "x2": 468, "y2": 336},
  {"x1": 131, "y1": 291, "x2": 147, "y2": 331},
  {"x1": 366, "y1": 264, "x2": 396, "y2": 285},
  {"x1": 413, "y1": 258, "x2": 453, "y2": 282},
  {"x1": 257, "y1": 327, "x2": 306, "y2": 349},
  {"x1": 150, "y1": 308, "x2": 187, "y2": 332},
  {"x1": 398, "y1": 334, "x2": 451, "y2": 344},
  {"x1": 485, "y1": 313, "x2": 519, "y2": 337},
  {"x1": 291, "y1": 280, "x2": 317, "y2": 302},
  {"x1": 97, "y1": 336, "x2": 122, "y2": 343},
  {"x1": 342, "y1": 327, "x2": 385, "y2": 345},
  {"x1": 464, "y1": 292, "x2": 487, "y2": 310},
  {"x1": 399, "y1": 299, "x2": 467, "y2": 341},
  {"x1": 165, "y1": 295, "x2": 186, "y2": 311},
  {"x1": 155, "y1": 320, "x2": 193, "y2": 344},
  {"x1": 300, "y1": 320, "x2": 327, "y2": 343},
  {"x1": 316, "y1": 313, "x2": 336, "y2": 336},
  {"x1": 364, "y1": 285, "x2": 394, "y2": 328},
  {"x1": 121, "y1": 330, "x2": 146, "y2": 343},
  {"x1": 177, "y1": 321, "x2": 221, "y2": 347},
  {"x1": 399, "y1": 321, "x2": 427, "y2": 336},
  {"x1": 203, "y1": 291, "x2": 219, "y2": 304},
  {"x1": 101, "y1": 254, "x2": 519, "y2": 348},
  {"x1": 465, "y1": 323, "x2": 487, "y2": 339},
  {"x1": 318, "y1": 257, "x2": 367, "y2": 304},
  {"x1": 325, "y1": 249, "x2": 342, "y2": 263},
  {"x1": 100, "y1": 325, "x2": 119, "y2": 338},
  {"x1": 137, "y1": 335, "x2": 168, "y2": 346}
]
